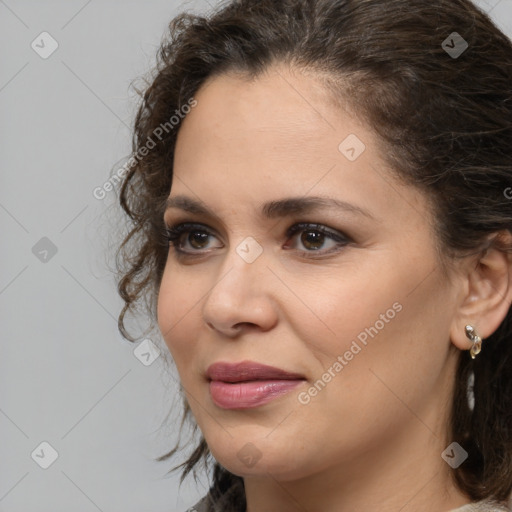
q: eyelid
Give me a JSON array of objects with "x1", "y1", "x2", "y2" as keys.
[
  {"x1": 285, "y1": 222, "x2": 350, "y2": 241},
  {"x1": 163, "y1": 215, "x2": 351, "y2": 237}
]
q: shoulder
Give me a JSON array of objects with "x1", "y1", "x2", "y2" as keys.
[
  {"x1": 182, "y1": 477, "x2": 245, "y2": 512},
  {"x1": 449, "y1": 499, "x2": 511, "y2": 512},
  {"x1": 182, "y1": 483, "x2": 245, "y2": 512},
  {"x1": 184, "y1": 494, "x2": 211, "y2": 512},
  {"x1": 186, "y1": 495, "x2": 510, "y2": 512}
]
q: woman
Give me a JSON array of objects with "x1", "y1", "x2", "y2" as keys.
[{"x1": 115, "y1": 0, "x2": 512, "y2": 510}]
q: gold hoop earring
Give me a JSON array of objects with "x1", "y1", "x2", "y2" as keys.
[{"x1": 464, "y1": 325, "x2": 482, "y2": 359}]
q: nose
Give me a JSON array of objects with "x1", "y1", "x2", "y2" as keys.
[{"x1": 202, "y1": 248, "x2": 278, "y2": 337}]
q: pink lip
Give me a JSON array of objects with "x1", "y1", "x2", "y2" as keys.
[{"x1": 206, "y1": 361, "x2": 306, "y2": 409}]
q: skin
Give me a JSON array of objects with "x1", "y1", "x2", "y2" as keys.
[{"x1": 156, "y1": 63, "x2": 512, "y2": 512}]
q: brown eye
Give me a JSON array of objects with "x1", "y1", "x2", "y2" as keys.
[
  {"x1": 284, "y1": 223, "x2": 351, "y2": 256},
  {"x1": 187, "y1": 231, "x2": 210, "y2": 249},
  {"x1": 299, "y1": 230, "x2": 327, "y2": 250},
  {"x1": 165, "y1": 223, "x2": 221, "y2": 254}
]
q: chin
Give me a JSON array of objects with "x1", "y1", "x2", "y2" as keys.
[{"x1": 205, "y1": 432, "x2": 313, "y2": 481}]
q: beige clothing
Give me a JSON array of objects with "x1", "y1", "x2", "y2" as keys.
[
  {"x1": 187, "y1": 494, "x2": 511, "y2": 512},
  {"x1": 450, "y1": 501, "x2": 510, "y2": 512}
]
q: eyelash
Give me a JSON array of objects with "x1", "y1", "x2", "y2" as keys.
[{"x1": 162, "y1": 221, "x2": 352, "y2": 259}]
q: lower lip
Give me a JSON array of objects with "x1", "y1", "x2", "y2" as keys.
[{"x1": 209, "y1": 379, "x2": 305, "y2": 409}]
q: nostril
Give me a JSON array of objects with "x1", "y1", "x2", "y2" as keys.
[{"x1": 233, "y1": 322, "x2": 253, "y2": 330}]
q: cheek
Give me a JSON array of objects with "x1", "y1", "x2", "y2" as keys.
[
  {"x1": 288, "y1": 266, "x2": 404, "y2": 361},
  {"x1": 346, "y1": 289, "x2": 452, "y2": 416},
  {"x1": 296, "y1": 260, "x2": 453, "y2": 403},
  {"x1": 157, "y1": 269, "x2": 202, "y2": 367}
]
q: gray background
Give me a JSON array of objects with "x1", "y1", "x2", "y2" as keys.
[{"x1": 1, "y1": 1, "x2": 511, "y2": 511}]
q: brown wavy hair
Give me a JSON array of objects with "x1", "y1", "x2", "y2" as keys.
[{"x1": 115, "y1": 0, "x2": 512, "y2": 508}]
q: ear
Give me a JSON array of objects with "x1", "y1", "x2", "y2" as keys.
[{"x1": 450, "y1": 230, "x2": 512, "y2": 352}]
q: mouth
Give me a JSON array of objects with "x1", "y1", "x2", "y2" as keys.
[{"x1": 206, "y1": 360, "x2": 307, "y2": 409}]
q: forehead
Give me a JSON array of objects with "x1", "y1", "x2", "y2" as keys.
[
  {"x1": 174, "y1": 66, "x2": 368, "y2": 179},
  {"x1": 170, "y1": 66, "x2": 431, "y2": 235},
  {"x1": 193, "y1": 66, "x2": 337, "y2": 128}
]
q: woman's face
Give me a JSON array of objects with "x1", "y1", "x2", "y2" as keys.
[{"x1": 157, "y1": 65, "x2": 463, "y2": 483}]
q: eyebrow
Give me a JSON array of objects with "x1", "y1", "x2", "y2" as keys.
[{"x1": 164, "y1": 195, "x2": 375, "y2": 221}]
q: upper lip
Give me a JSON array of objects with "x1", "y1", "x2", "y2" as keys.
[{"x1": 206, "y1": 361, "x2": 306, "y2": 383}]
